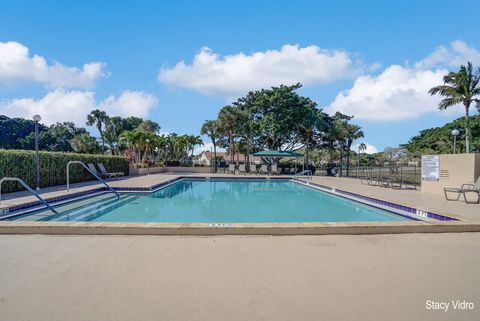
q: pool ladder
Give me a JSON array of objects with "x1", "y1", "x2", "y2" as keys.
[
  {"x1": 0, "y1": 177, "x2": 59, "y2": 214},
  {"x1": 294, "y1": 170, "x2": 313, "y2": 181},
  {"x1": 66, "y1": 161, "x2": 120, "y2": 200}
]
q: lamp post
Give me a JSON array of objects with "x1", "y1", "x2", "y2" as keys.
[
  {"x1": 145, "y1": 139, "x2": 150, "y2": 175},
  {"x1": 451, "y1": 129, "x2": 460, "y2": 154},
  {"x1": 357, "y1": 145, "x2": 361, "y2": 179},
  {"x1": 32, "y1": 114, "x2": 42, "y2": 190}
]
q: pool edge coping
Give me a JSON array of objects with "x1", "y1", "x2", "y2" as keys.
[{"x1": 0, "y1": 220, "x2": 479, "y2": 235}]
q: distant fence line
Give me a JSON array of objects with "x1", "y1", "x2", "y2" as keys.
[{"x1": 314, "y1": 165, "x2": 421, "y2": 187}]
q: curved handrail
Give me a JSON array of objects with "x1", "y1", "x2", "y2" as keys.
[
  {"x1": 0, "y1": 177, "x2": 58, "y2": 214},
  {"x1": 67, "y1": 161, "x2": 120, "y2": 200},
  {"x1": 294, "y1": 170, "x2": 313, "y2": 181}
]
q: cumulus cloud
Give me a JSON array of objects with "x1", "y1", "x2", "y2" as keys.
[
  {"x1": 415, "y1": 40, "x2": 480, "y2": 69},
  {"x1": 193, "y1": 142, "x2": 226, "y2": 155},
  {"x1": 0, "y1": 90, "x2": 158, "y2": 126},
  {"x1": 326, "y1": 66, "x2": 448, "y2": 121},
  {"x1": 0, "y1": 41, "x2": 107, "y2": 88},
  {"x1": 159, "y1": 44, "x2": 363, "y2": 95},
  {"x1": 327, "y1": 41, "x2": 479, "y2": 122},
  {"x1": 98, "y1": 90, "x2": 158, "y2": 119}
]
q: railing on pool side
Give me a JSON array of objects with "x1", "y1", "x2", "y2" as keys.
[
  {"x1": 66, "y1": 161, "x2": 120, "y2": 200},
  {"x1": 294, "y1": 170, "x2": 313, "y2": 181},
  {"x1": 0, "y1": 177, "x2": 59, "y2": 214}
]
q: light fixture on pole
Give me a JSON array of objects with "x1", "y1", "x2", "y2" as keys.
[
  {"x1": 32, "y1": 114, "x2": 42, "y2": 190},
  {"x1": 451, "y1": 129, "x2": 460, "y2": 154},
  {"x1": 145, "y1": 139, "x2": 150, "y2": 175}
]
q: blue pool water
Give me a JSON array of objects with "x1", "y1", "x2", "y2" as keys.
[{"x1": 9, "y1": 179, "x2": 408, "y2": 222}]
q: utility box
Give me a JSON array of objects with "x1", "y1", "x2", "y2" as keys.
[{"x1": 421, "y1": 154, "x2": 480, "y2": 195}]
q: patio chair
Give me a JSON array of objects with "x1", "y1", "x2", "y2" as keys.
[
  {"x1": 227, "y1": 164, "x2": 236, "y2": 175},
  {"x1": 271, "y1": 164, "x2": 280, "y2": 175},
  {"x1": 260, "y1": 164, "x2": 269, "y2": 175},
  {"x1": 87, "y1": 163, "x2": 116, "y2": 179},
  {"x1": 250, "y1": 165, "x2": 258, "y2": 175},
  {"x1": 238, "y1": 164, "x2": 246, "y2": 175},
  {"x1": 444, "y1": 177, "x2": 480, "y2": 204},
  {"x1": 98, "y1": 163, "x2": 124, "y2": 178},
  {"x1": 289, "y1": 168, "x2": 296, "y2": 175}
]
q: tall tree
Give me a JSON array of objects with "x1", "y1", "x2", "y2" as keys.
[
  {"x1": 0, "y1": 115, "x2": 45, "y2": 149},
  {"x1": 234, "y1": 84, "x2": 320, "y2": 151},
  {"x1": 234, "y1": 108, "x2": 256, "y2": 170},
  {"x1": 429, "y1": 62, "x2": 480, "y2": 153},
  {"x1": 71, "y1": 133, "x2": 99, "y2": 154},
  {"x1": 200, "y1": 120, "x2": 221, "y2": 172},
  {"x1": 344, "y1": 123, "x2": 364, "y2": 176},
  {"x1": 331, "y1": 112, "x2": 353, "y2": 176},
  {"x1": 218, "y1": 105, "x2": 238, "y2": 163},
  {"x1": 86, "y1": 110, "x2": 108, "y2": 153},
  {"x1": 137, "y1": 120, "x2": 161, "y2": 133},
  {"x1": 103, "y1": 116, "x2": 124, "y2": 155}
]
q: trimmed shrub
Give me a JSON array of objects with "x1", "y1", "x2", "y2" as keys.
[{"x1": 0, "y1": 149, "x2": 129, "y2": 193}]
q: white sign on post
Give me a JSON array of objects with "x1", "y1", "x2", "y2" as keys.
[{"x1": 421, "y1": 155, "x2": 439, "y2": 181}]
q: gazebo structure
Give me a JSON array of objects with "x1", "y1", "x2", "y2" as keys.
[{"x1": 252, "y1": 150, "x2": 304, "y2": 173}]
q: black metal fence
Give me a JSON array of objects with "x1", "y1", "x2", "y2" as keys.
[{"x1": 313, "y1": 164, "x2": 421, "y2": 187}]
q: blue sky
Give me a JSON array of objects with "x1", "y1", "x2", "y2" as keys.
[{"x1": 0, "y1": 0, "x2": 479, "y2": 153}]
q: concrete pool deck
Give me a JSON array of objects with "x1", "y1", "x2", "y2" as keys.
[
  {"x1": 0, "y1": 173, "x2": 479, "y2": 235},
  {"x1": 0, "y1": 233, "x2": 478, "y2": 321}
]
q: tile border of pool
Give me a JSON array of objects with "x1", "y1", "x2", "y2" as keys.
[
  {"x1": 290, "y1": 179, "x2": 456, "y2": 222},
  {"x1": 1, "y1": 175, "x2": 478, "y2": 235}
]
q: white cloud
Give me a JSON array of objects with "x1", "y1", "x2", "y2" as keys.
[
  {"x1": 352, "y1": 143, "x2": 378, "y2": 154},
  {"x1": 0, "y1": 90, "x2": 158, "y2": 126},
  {"x1": 326, "y1": 66, "x2": 448, "y2": 121},
  {"x1": 415, "y1": 40, "x2": 480, "y2": 69},
  {"x1": 0, "y1": 41, "x2": 107, "y2": 88},
  {"x1": 193, "y1": 142, "x2": 226, "y2": 155},
  {"x1": 159, "y1": 44, "x2": 363, "y2": 95},
  {"x1": 98, "y1": 90, "x2": 158, "y2": 119},
  {"x1": 327, "y1": 41, "x2": 479, "y2": 122}
]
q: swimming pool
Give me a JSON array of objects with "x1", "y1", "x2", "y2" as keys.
[{"x1": 7, "y1": 179, "x2": 410, "y2": 222}]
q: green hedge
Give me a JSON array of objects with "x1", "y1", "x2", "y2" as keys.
[{"x1": 0, "y1": 149, "x2": 129, "y2": 193}]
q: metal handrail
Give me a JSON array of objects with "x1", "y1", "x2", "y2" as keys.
[
  {"x1": 67, "y1": 161, "x2": 120, "y2": 200},
  {"x1": 294, "y1": 170, "x2": 313, "y2": 181},
  {"x1": 0, "y1": 177, "x2": 58, "y2": 214}
]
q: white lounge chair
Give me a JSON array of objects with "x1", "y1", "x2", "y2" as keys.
[
  {"x1": 444, "y1": 177, "x2": 480, "y2": 204},
  {"x1": 250, "y1": 165, "x2": 258, "y2": 175},
  {"x1": 238, "y1": 164, "x2": 246, "y2": 175},
  {"x1": 271, "y1": 164, "x2": 279, "y2": 175},
  {"x1": 87, "y1": 163, "x2": 116, "y2": 179},
  {"x1": 260, "y1": 165, "x2": 269, "y2": 175},
  {"x1": 227, "y1": 164, "x2": 236, "y2": 175},
  {"x1": 98, "y1": 163, "x2": 124, "y2": 178}
]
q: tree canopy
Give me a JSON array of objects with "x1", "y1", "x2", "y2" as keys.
[{"x1": 402, "y1": 115, "x2": 480, "y2": 154}]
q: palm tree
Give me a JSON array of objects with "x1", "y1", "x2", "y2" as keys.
[
  {"x1": 429, "y1": 62, "x2": 480, "y2": 153},
  {"x1": 103, "y1": 116, "x2": 124, "y2": 155},
  {"x1": 201, "y1": 120, "x2": 221, "y2": 172},
  {"x1": 218, "y1": 105, "x2": 237, "y2": 163},
  {"x1": 71, "y1": 133, "x2": 98, "y2": 154},
  {"x1": 187, "y1": 135, "x2": 203, "y2": 158},
  {"x1": 357, "y1": 143, "x2": 367, "y2": 176},
  {"x1": 235, "y1": 109, "x2": 256, "y2": 170},
  {"x1": 345, "y1": 124, "x2": 364, "y2": 176},
  {"x1": 86, "y1": 110, "x2": 108, "y2": 153}
]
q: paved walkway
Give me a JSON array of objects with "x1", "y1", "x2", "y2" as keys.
[{"x1": 0, "y1": 233, "x2": 478, "y2": 321}]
